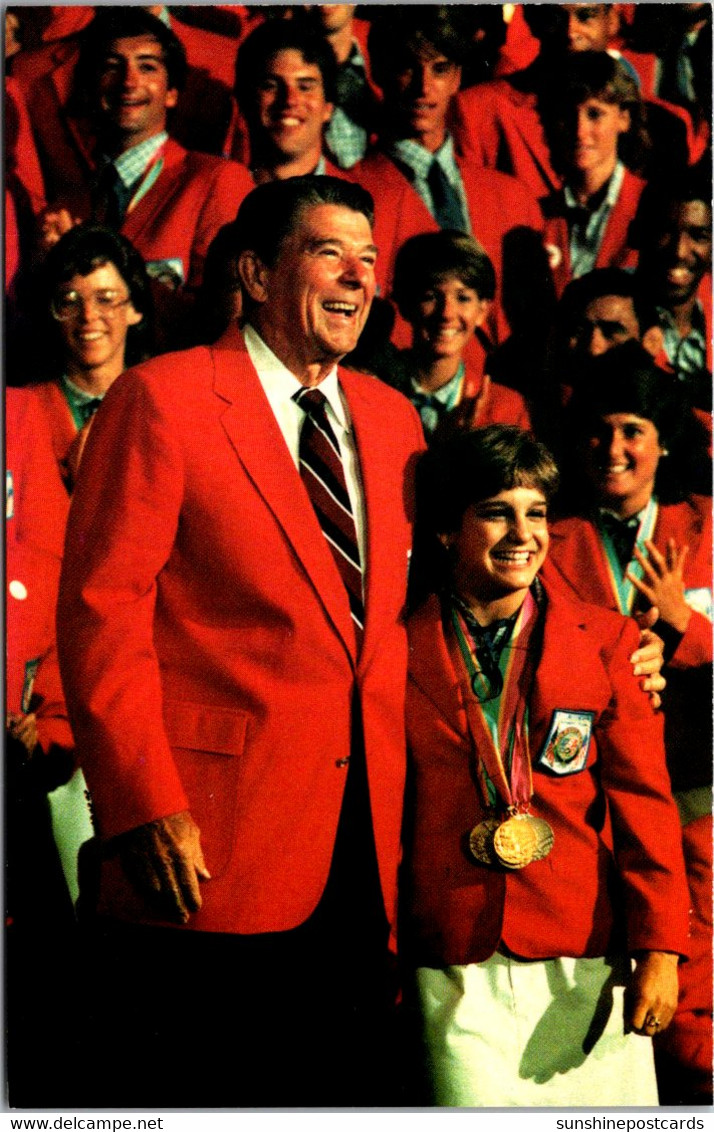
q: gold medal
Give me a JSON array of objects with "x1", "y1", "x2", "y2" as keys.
[
  {"x1": 528, "y1": 815, "x2": 555, "y2": 861},
  {"x1": 468, "y1": 818, "x2": 501, "y2": 865},
  {"x1": 493, "y1": 814, "x2": 537, "y2": 869}
]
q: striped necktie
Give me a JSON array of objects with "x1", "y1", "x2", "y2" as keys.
[{"x1": 293, "y1": 387, "x2": 364, "y2": 642}]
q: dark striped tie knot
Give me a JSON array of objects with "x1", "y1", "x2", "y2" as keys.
[{"x1": 293, "y1": 387, "x2": 364, "y2": 641}]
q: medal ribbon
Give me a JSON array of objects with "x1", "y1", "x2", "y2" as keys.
[
  {"x1": 596, "y1": 497, "x2": 658, "y2": 615},
  {"x1": 125, "y1": 144, "x2": 166, "y2": 217},
  {"x1": 449, "y1": 589, "x2": 540, "y2": 813}
]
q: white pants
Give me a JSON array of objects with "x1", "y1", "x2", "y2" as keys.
[{"x1": 414, "y1": 953, "x2": 658, "y2": 1107}]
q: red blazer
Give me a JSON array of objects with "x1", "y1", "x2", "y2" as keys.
[
  {"x1": 541, "y1": 168, "x2": 646, "y2": 296},
  {"x1": 10, "y1": 15, "x2": 241, "y2": 199},
  {"x1": 403, "y1": 583, "x2": 690, "y2": 967},
  {"x1": 57, "y1": 324, "x2": 425, "y2": 936},
  {"x1": 546, "y1": 499, "x2": 713, "y2": 793},
  {"x1": 28, "y1": 379, "x2": 77, "y2": 479},
  {"x1": 6, "y1": 387, "x2": 73, "y2": 757},
  {"x1": 351, "y1": 149, "x2": 545, "y2": 345},
  {"x1": 451, "y1": 75, "x2": 561, "y2": 200}
]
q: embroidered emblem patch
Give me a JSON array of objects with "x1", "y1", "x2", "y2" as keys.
[{"x1": 538, "y1": 710, "x2": 594, "y2": 776}]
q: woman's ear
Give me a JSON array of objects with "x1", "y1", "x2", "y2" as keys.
[
  {"x1": 474, "y1": 297, "x2": 492, "y2": 328},
  {"x1": 437, "y1": 532, "x2": 453, "y2": 549},
  {"x1": 125, "y1": 303, "x2": 143, "y2": 327}
]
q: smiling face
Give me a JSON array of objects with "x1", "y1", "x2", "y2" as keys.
[
  {"x1": 647, "y1": 199, "x2": 712, "y2": 308},
  {"x1": 97, "y1": 34, "x2": 178, "y2": 147},
  {"x1": 411, "y1": 275, "x2": 489, "y2": 373},
  {"x1": 387, "y1": 43, "x2": 461, "y2": 152},
  {"x1": 583, "y1": 412, "x2": 664, "y2": 516},
  {"x1": 566, "y1": 97, "x2": 630, "y2": 180},
  {"x1": 242, "y1": 202, "x2": 377, "y2": 385},
  {"x1": 443, "y1": 487, "x2": 549, "y2": 619},
  {"x1": 253, "y1": 48, "x2": 333, "y2": 168},
  {"x1": 54, "y1": 261, "x2": 142, "y2": 391}
]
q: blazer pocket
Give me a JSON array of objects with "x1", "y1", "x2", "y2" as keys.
[{"x1": 163, "y1": 700, "x2": 249, "y2": 879}]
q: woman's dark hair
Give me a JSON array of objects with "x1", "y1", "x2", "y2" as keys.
[
  {"x1": 562, "y1": 340, "x2": 709, "y2": 505},
  {"x1": 540, "y1": 51, "x2": 650, "y2": 176},
  {"x1": 409, "y1": 426, "x2": 559, "y2": 608},
  {"x1": 392, "y1": 230, "x2": 496, "y2": 318},
  {"x1": 41, "y1": 222, "x2": 154, "y2": 368}
]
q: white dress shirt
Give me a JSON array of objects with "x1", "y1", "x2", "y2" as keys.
[{"x1": 243, "y1": 322, "x2": 367, "y2": 569}]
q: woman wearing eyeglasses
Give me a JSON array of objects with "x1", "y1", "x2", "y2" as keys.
[
  {"x1": 401, "y1": 425, "x2": 689, "y2": 1106},
  {"x1": 30, "y1": 221, "x2": 153, "y2": 491},
  {"x1": 6, "y1": 224, "x2": 154, "y2": 991}
]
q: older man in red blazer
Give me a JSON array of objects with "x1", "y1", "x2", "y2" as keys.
[{"x1": 57, "y1": 176, "x2": 424, "y2": 1108}]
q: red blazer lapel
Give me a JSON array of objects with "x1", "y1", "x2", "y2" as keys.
[
  {"x1": 407, "y1": 594, "x2": 469, "y2": 739},
  {"x1": 529, "y1": 582, "x2": 614, "y2": 756},
  {"x1": 121, "y1": 138, "x2": 185, "y2": 244},
  {"x1": 211, "y1": 326, "x2": 357, "y2": 660},
  {"x1": 595, "y1": 168, "x2": 644, "y2": 270},
  {"x1": 545, "y1": 518, "x2": 615, "y2": 608}
]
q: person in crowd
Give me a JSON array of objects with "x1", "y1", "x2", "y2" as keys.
[
  {"x1": 547, "y1": 345, "x2": 712, "y2": 1106},
  {"x1": 36, "y1": 9, "x2": 253, "y2": 347},
  {"x1": 305, "y1": 4, "x2": 381, "y2": 170},
  {"x1": 401, "y1": 423, "x2": 689, "y2": 1106},
  {"x1": 56, "y1": 176, "x2": 425, "y2": 1109},
  {"x1": 29, "y1": 222, "x2": 153, "y2": 492},
  {"x1": 556, "y1": 266, "x2": 664, "y2": 368},
  {"x1": 9, "y1": 4, "x2": 243, "y2": 201},
  {"x1": 634, "y1": 168, "x2": 712, "y2": 424},
  {"x1": 451, "y1": 3, "x2": 691, "y2": 200},
  {"x1": 352, "y1": 5, "x2": 551, "y2": 347},
  {"x1": 6, "y1": 386, "x2": 83, "y2": 1108},
  {"x1": 387, "y1": 230, "x2": 531, "y2": 441},
  {"x1": 539, "y1": 53, "x2": 650, "y2": 294},
  {"x1": 233, "y1": 19, "x2": 345, "y2": 183}
]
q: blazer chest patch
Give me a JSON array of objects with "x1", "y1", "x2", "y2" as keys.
[{"x1": 537, "y1": 710, "x2": 594, "y2": 776}]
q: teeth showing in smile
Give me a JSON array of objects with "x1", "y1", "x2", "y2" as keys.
[
  {"x1": 79, "y1": 332, "x2": 104, "y2": 341},
  {"x1": 323, "y1": 302, "x2": 357, "y2": 314},
  {"x1": 605, "y1": 463, "x2": 629, "y2": 474},
  {"x1": 492, "y1": 551, "x2": 531, "y2": 563}
]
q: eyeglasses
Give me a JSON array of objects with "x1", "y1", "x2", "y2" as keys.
[{"x1": 51, "y1": 288, "x2": 132, "y2": 322}]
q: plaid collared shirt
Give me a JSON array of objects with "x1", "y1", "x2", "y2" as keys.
[
  {"x1": 563, "y1": 161, "x2": 625, "y2": 279},
  {"x1": 658, "y1": 300, "x2": 708, "y2": 381},
  {"x1": 388, "y1": 134, "x2": 471, "y2": 234},
  {"x1": 111, "y1": 131, "x2": 168, "y2": 191}
]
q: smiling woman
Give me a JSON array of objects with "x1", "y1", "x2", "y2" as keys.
[
  {"x1": 539, "y1": 52, "x2": 651, "y2": 293},
  {"x1": 30, "y1": 222, "x2": 154, "y2": 488},
  {"x1": 401, "y1": 424, "x2": 691, "y2": 1106}
]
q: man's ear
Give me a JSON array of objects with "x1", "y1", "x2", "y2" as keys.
[
  {"x1": 238, "y1": 250, "x2": 269, "y2": 303},
  {"x1": 642, "y1": 325, "x2": 665, "y2": 359}
]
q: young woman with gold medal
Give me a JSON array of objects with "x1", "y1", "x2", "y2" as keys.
[{"x1": 401, "y1": 425, "x2": 690, "y2": 1107}]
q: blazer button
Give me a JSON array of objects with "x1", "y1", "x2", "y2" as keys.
[{"x1": 335, "y1": 756, "x2": 350, "y2": 769}]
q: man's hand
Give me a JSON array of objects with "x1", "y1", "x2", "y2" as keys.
[
  {"x1": 629, "y1": 623, "x2": 666, "y2": 710},
  {"x1": 626, "y1": 950, "x2": 679, "y2": 1036},
  {"x1": 6, "y1": 711, "x2": 39, "y2": 758},
  {"x1": 117, "y1": 810, "x2": 211, "y2": 924},
  {"x1": 37, "y1": 206, "x2": 80, "y2": 251}
]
